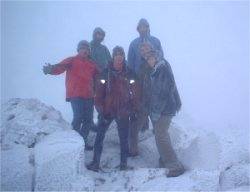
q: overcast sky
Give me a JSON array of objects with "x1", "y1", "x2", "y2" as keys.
[{"x1": 1, "y1": 1, "x2": 249, "y2": 135}]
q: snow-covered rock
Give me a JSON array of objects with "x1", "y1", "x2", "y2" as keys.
[
  {"x1": 1, "y1": 144, "x2": 33, "y2": 191},
  {"x1": 1, "y1": 98, "x2": 91, "y2": 191},
  {"x1": 35, "y1": 130, "x2": 91, "y2": 191},
  {"x1": 1, "y1": 98, "x2": 249, "y2": 191},
  {"x1": 219, "y1": 163, "x2": 250, "y2": 190},
  {"x1": 35, "y1": 130, "x2": 87, "y2": 191},
  {"x1": 1, "y1": 98, "x2": 70, "y2": 148}
]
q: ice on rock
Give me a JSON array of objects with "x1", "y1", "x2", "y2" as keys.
[
  {"x1": 1, "y1": 98, "x2": 70, "y2": 148},
  {"x1": 35, "y1": 130, "x2": 88, "y2": 191},
  {"x1": 1, "y1": 98, "x2": 91, "y2": 191},
  {"x1": 1, "y1": 98, "x2": 249, "y2": 191},
  {"x1": 219, "y1": 163, "x2": 250, "y2": 190}
]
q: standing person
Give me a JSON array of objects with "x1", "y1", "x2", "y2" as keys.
[
  {"x1": 90, "y1": 27, "x2": 112, "y2": 71},
  {"x1": 42, "y1": 40, "x2": 99, "y2": 150},
  {"x1": 127, "y1": 19, "x2": 163, "y2": 149},
  {"x1": 138, "y1": 50, "x2": 184, "y2": 177},
  {"x1": 128, "y1": 42, "x2": 154, "y2": 156},
  {"x1": 127, "y1": 18, "x2": 164, "y2": 74},
  {"x1": 87, "y1": 46, "x2": 140, "y2": 171},
  {"x1": 90, "y1": 27, "x2": 112, "y2": 131}
]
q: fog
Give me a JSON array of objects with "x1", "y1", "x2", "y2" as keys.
[{"x1": 1, "y1": 1, "x2": 249, "y2": 135}]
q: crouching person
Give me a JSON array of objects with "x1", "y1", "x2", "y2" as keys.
[
  {"x1": 87, "y1": 46, "x2": 139, "y2": 172},
  {"x1": 142, "y1": 50, "x2": 184, "y2": 177},
  {"x1": 43, "y1": 40, "x2": 99, "y2": 150}
]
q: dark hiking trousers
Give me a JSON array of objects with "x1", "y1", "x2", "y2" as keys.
[
  {"x1": 93, "y1": 116, "x2": 129, "y2": 166},
  {"x1": 129, "y1": 112, "x2": 148, "y2": 155},
  {"x1": 70, "y1": 98, "x2": 94, "y2": 144}
]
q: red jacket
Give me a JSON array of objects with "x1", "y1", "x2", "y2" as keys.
[
  {"x1": 95, "y1": 64, "x2": 140, "y2": 118},
  {"x1": 51, "y1": 55, "x2": 99, "y2": 100}
]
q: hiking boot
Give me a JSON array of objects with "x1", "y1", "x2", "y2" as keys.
[
  {"x1": 166, "y1": 164, "x2": 185, "y2": 177},
  {"x1": 120, "y1": 162, "x2": 128, "y2": 171},
  {"x1": 86, "y1": 161, "x2": 99, "y2": 172}
]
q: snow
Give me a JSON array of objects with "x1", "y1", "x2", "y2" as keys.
[
  {"x1": 35, "y1": 130, "x2": 93, "y2": 191},
  {"x1": 1, "y1": 98, "x2": 69, "y2": 148},
  {"x1": 1, "y1": 144, "x2": 33, "y2": 191},
  {"x1": 0, "y1": 98, "x2": 88, "y2": 191},
  {"x1": 219, "y1": 163, "x2": 250, "y2": 191},
  {"x1": 1, "y1": 98, "x2": 249, "y2": 191}
]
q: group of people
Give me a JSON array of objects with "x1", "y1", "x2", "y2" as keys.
[{"x1": 43, "y1": 18, "x2": 185, "y2": 177}]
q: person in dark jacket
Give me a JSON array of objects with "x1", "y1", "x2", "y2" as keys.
[
  {"x1": 128, "y1": 42, "x2": 154, "y2": 156},
  {"x1": 87, "y1": 46, "x2": 140, "y2": 172},
  {"x1": 42, "y1": 40, "x2": 99, "y2": 150},
  {"x1": 127, "y1": 18, "x2": 164, "y2": 74},
  {"x1": 136, "y1": 50, "x2": 184, "y2": 177},
  {"x1": 90, "y1": 27, "x2": 112, "y2": 132},
  {"x1": 90, "y1": 27, "x2": 112, "y2": 71}
]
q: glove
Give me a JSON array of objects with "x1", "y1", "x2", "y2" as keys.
[{"x1": 43, "y1": 63, "x2": 53, "y2": 75}]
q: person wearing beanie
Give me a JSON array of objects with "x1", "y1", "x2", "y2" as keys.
[
  {"x1": 127, "y1": 18, "x2": 164, "y2": 74},
  {"x1": 87, "y1": 46, "x2": 140, "y2": 172},
  {"x1": 135, "y1": 50, "x2": 184, "y2": 177},
  {"x1": 90, "y1": 27, "x2": 112, "y2": 72},
  {"x1": 42, "y1": 40, "x2": 99, "y2": 151}
]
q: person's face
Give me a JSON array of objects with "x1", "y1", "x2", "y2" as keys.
[
  {"x1": 146, "y1": 56, "x2": 157, "y2": 68},
  {"x1": 140, "y1": 44, "x2": 151, "y2": 58},
  {"x1": 137, "y1": 25, "x2": 149, "y2": 36},
  {"x1": 94, "y1": 32, "x2": 104, "y2": 43},
  {"x1": 113, "y1": 54, "x2": 124, "y2": 71},
  {"x1": 78, "y1": 47, "x2": 89, "y2": 58}
]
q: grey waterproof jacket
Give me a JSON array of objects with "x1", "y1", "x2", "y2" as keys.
[{"x1": 138, "y1": 59, "x2": 181, "y2": 118}]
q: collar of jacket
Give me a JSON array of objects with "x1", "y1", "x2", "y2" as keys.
[
  {"x1": 139, "y1": 33, "x2": 151, "y2": 42},
  {"x1": 75, "y1": 54, "x2": 91, "y2": 62},
  {"x1": 90, "y1": 40, "x2": 101, "y2": 47},
  {"x1": 108, "y1": 60, "x2": 127, "y2": 72},
  {"x1": 110, "y1": 66, "x2": 127, "y2": 76},
  {"x1": 150, "y1": 59, "x2": 165, "y2": 76}
]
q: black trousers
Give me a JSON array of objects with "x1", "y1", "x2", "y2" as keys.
[
  {"x1": 93, "y1": 115, "x2": 129, "y2": 165},
  {"x1": 70, "y1": 98, "x2": 94, "y2": 144}
]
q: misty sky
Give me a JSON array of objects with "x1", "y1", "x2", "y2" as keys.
[{"x1": 1, "y1": 1, "x2": 249, "y2": 135}]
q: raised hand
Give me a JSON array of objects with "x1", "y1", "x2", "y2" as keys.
[{"x1": 43, "y1": 63, "x2": 53, "y2": 75}]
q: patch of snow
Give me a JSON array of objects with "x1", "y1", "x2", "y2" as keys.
[
  {"x1": 35, "y1": 130, "x2": 90, "y2": 191},
  {"x1": 219, "y1": 163, "x2": 250, "y2": 190},
  {"x1": 1, "y1": 144, "x2": 33, "y2": 191}
]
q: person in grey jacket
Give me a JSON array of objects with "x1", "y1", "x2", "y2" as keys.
[
  {"x1": 90, "y1": 27, "x2": 112, "y2": 72},
  {"x1": 127, "y1": 18, "x2": 163, "y2": 74},
  {"x1": 136, "y1": 50, "x2": 184, "y2": 177}
]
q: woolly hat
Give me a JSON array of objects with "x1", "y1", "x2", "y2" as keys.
[
  {"x1": 77, "y1": 40, "x2": 90, "y2": 52},
  {"x1": 112, "y1": 46, "x2": 125, "y2": 58}
]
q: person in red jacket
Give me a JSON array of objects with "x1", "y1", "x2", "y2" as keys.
[
  {"x1": 43, "y1": 40, "x2": 99, "y2": 150},
  {"x1": 87, "y1": 46, "x2": 140, "y2": 171}
]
